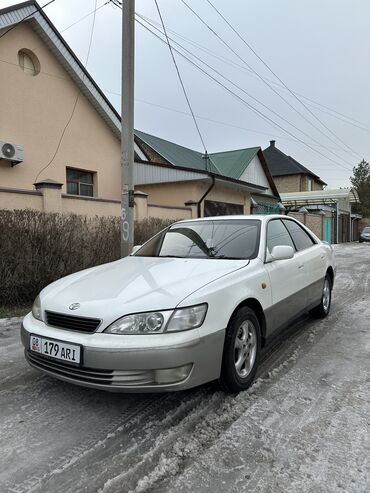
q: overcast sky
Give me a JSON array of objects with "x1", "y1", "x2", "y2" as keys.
[{"x1": 2, "y1": 0, "x2": 370, "y2": 187}]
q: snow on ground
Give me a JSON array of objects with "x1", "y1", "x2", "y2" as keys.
[{"x1": 0, "y1": 243, "x2": 369, "y2": 493}]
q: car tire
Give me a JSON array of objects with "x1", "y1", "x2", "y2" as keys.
[
  {"x1": 219, "y1": 306, "x2": 261, "y2": 393},
  {"x1": 309, "y1": 275, "x2": 332, "y2": 319}
]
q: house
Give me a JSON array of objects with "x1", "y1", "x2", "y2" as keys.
[
  {"x1": 262, "y1": 140, "x2": 360, "y2": 243},
  {"x1": 0, "y1": 0, "x2": 280, "y2": 222},
  {"x1": 263, "y1": 140, "x2": 326, "y2": 193},
  {"x1": 0, "y1": 0, "x2": 148, "y2": 218},
  {"x1": 134, "y1": 130, "x2": 281, "y2": 220}
]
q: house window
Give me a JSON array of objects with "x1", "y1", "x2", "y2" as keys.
[
  {"x1": 307, "y1": 178, "x2": 313, "y2": 191},
  {"x1": 66, "y1": 168, "x2": 95, "y2": 197},
  {"x1": 18, "y1": 49, "x2": 40, "y2": 76},
  {"x1": 204, "y1": 200, "x2": 243, "y2": 216}
]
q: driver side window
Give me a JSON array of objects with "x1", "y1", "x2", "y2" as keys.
[{"x1": 267, "y1": 219, "x2": 295, "y2": 253}]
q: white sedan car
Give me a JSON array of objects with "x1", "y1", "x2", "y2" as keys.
[{"x1": 21, "y1": 215, "x2": 336, "y2": 393}]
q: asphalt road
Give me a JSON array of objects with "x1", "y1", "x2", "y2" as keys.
[{"x1": 0, "y1": 244, "x2": 369, "y2": 493}]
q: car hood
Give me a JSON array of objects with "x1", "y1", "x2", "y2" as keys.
[{"x1": 40, "y1": 256, "x2": 249, "y2": 327}]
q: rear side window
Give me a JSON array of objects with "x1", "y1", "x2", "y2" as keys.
[
  {"x1": 282, "y1": 220, "x2": 315, "y2": 251},
  {"x1": 267, "y1": 219, "x2": 295, "y2": 253}
]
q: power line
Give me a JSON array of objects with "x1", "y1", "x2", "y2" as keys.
[
  {"x1": 204, "y1": 0, "x2": 362, "y2": 159},
  {"x1": 136, "y1": 13, "x2": 370, "y2": 134},
  {"x1": 0, "y1": 0, "x2": 56, "y2": 40},
  {"x1": 179, "y1": 0, "x2": 360, "y2": 162},
  {"x1": 137, "y1": 14, "x2": 355, "y2": 170},
  {"x1": 34, "y1": 0, "x2": 99, "y2": 183},
  {"x1": 153, "y1": 0, "x2": 208, "y2": 155},
  {"x1": 60, "y1": 1, "x2": 109, "y2": 33},
  {"x1": 104, "y1": 91, "x2": 358, "y2": 157},
  {"x1": 135, "y1": 17, "x2": 353, "y2": 173}
]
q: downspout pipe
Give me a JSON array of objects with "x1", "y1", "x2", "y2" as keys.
[{"x1": 197, "y1": 175, "x2": 215, "y2": 218}]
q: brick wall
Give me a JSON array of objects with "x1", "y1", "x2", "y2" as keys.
[
  {"x1": 274, "y1": 174, "x2": 324, "y2": 193},
  {"x1": 287, "y1": 211, "x2": 324, "y2": 240},
  {"x1": 273, "y1": 175, "x2": 301, "y2": 193},
  {"x1": 135, "y1": 139, "x2": 169, "y2": 165}
]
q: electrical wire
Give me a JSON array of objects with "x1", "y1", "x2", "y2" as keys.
[
  {"x1": 137, "y1": 15, "x2": 355, "y2": 170},
  {"x1": 205, "y1": 0, "x2": 361, "y2": 159},
  {"x1": 34, "y1": 0, "x2": 99, "y2": 183},
  {"x1": 0, "y1": 0, "x2": 56, "y2": 40},
  {"x1": 179, "y1": 0, "x2": 360, "y2": 162},
  {"x1": 135, "y1": 17, "x2": 353, "y2": 173},
  {"x1": 153, "y1": 0, "x2": 208, "y2": 156},
  {"x1": 60, "y1": 1, "x2": 109, "y2": 33},
  {"x1": 138, "y1": 14, "x2": 359, "y2": 167},
  {"x1": 136, "y1": 13, "x2": 370, "y2": 134}
]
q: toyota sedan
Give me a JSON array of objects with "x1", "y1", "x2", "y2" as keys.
[{"x1": 21, "y1": 215, "x2": 336, "y2": 393}]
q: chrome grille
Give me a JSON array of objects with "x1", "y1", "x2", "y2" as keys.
[
  {"x1": 45, "y1": 311, "x2": 101, "y2": 333},
  {"x1": 26, "y1": 351, "x2": 156, "y2": 386}
]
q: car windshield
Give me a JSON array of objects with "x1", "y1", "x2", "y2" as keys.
[
  {"x1": 135, "y1": 219, "x2": 261, "y2": 260},
  {"x1": 363, "y1": 227, "x2": 370, "y2": 233}
]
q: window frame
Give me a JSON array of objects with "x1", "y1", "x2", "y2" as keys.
[
  {"x1": 66, "y1": 167, "x2": 95, "y2": 197},
  {"x1": 265, "y1": 218, "x2": 296, "y2": 259},
  {"x1": 281, "y1": 218, "x2": 317, "y2": 252}
]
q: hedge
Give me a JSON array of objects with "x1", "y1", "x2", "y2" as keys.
[{"x1": 0, "y1": 210, "x2": 173, "y2": 306}]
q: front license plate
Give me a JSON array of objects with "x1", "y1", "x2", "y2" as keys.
[{"x1": 30, "y1": 335, "x2": 81, "y2": 364}]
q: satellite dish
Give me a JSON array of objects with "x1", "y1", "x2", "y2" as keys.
[{"x1": 2, "y1": 143, "x2": 15, "y2": 159}]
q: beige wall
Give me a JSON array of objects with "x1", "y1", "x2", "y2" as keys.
[
  {"x1": 62, "y1": 195, "x2": 120, "y2": 217},
  {"x1": 139, "y1": 180, "x2": 251, "y2": 217},
  {"x1": 139, "y1": 181, "x2": 203, "y2": 207},
  {"x1": 148, "y1": 204, "x2": 191, "y2": 220},
  {"x1": 0, "y1": 186, "x2": 120, "y2": 217},
  {"x1": 0, "y1": 24, "x2": 120, "y2": 200},
  {"x1": 0, "y1": 187, "x2": 43, "y2": 211}
]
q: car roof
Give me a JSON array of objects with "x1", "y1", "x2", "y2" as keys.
[{"x1": 175, "y1": 214, "x2": 284, "y2": 224}]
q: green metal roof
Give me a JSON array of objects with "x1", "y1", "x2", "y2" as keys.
[
  {"x1": 135, "y1": 130, "x2": 221, "y2": 174},
  {"x1": 209, "y1": 147, "x2": 260, "y2": 180},
  {"x1": 135, "y1": 130, "x2": 263, "y2": 181}
]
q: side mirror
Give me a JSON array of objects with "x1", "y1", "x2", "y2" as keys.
[
  {"x1": 270, "y1": 245, "x2": 294, "y2": 261},
  {"x1": 131, "y1": 245, "x2": 141, "y2": 255}
]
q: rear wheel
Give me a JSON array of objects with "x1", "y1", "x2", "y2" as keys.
[
  {"x1": 219, "y1": 306, "x2": 261, "y2": 393},
  {"x1": 310, "y1": 275, "x2": 332, "y2": 319}
]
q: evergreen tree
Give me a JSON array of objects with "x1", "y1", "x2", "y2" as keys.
[{"x1": 350, "y1": 159, "x2": 370, "y2": 216}]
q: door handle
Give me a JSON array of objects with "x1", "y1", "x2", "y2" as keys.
[{"x1": 298, "y1": 264, "x2": 304, "y2": 269}]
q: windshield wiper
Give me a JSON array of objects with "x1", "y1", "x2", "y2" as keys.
[
  {"x1": 211, "y1": 255, "x2": 245, "y2": 260},
  {"x1": 159, "y1": 255, "x2": 186, "y2": 258}
]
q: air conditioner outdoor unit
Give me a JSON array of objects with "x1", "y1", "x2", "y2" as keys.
[{"x1": 0, "y1": 140, "x2": 24, "y2": 166}]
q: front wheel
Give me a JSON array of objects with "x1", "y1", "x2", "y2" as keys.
[
  {"x1": 219, "y1": 306, "x2": 261, "y2": 393},
  {"x1": 309, "y1": 275, "x2": 332, "y2": 319}
]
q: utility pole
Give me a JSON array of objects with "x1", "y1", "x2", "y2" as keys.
[{"x1": 121, "y1": 0, "x2": 135, "y2": 257}]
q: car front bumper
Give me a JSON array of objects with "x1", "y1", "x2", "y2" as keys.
[{"x1": 21, "y1": 313, "x2": 225, "y2": 392}]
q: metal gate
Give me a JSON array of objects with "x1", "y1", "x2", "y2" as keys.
[{"x1": 324, "y1": 217, "x2": 332, "y2": 243}]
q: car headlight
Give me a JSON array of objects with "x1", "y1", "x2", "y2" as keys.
[
  {"x1": 166, "y1": 304, "x2": 207, "y2": 332},
  {"x1": 32, "y1": 295, "x2": 42, "y2": 321},
  {"x1": 104, "y1": 304, "x2": 207, "y2": 335}
]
